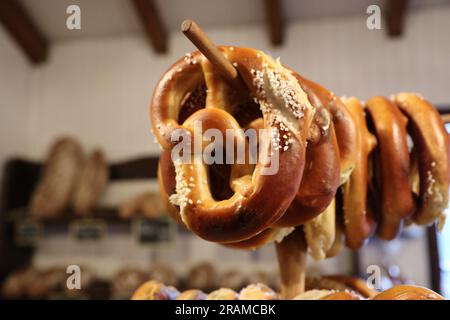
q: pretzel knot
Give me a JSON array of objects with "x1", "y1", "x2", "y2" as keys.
[
  {"x1": 152, "y1": 47, "x2": 318, "y2": 243},
  {"x1": 151, "y1": 47, "x2": 449, "y2": 252}
]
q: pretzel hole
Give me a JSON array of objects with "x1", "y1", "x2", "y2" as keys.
[
  {"x1": 232, "y1": 99, "x2": 263, "y2": 128},
  {"x1": 178, "y1": 84, "x2": 207, "y2": 123},
  {"x1": 208, "y1": 163, "x2": 234, "y2": 201},
  {"x1": 363, "y1": 110, "x2": 382, "y2": 222}
]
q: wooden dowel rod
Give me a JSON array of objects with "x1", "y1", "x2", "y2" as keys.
[
  {"x1": 181, "y1": 19, "x2": 238, "y2": 83},
  {"x1": 275, "y1": 227, "x2": 307, "y2": 299}
]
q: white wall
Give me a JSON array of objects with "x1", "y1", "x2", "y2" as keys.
[
  {"x1": 0, "y1": 26, "x2": 32, "y2": 196},
  {"x1": 25, "y1": 5, "x2": 450, "y2": 161},
  {"x1": 3, "y1": 5, "x2": 450, "y2": 286}
]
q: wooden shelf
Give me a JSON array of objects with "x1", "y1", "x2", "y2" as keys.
[{"x1": 6, "y1": 207, "x2": 127, "y2": 226}]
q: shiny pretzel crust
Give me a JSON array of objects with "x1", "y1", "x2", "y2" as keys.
[{"x1": 152, "y1": 47, "x2": 315, "y2": 243}]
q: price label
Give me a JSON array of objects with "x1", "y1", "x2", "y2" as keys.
[
  {"x1": 70, "y1": 218, "x2": 106, "y2": 241},
  {"x1": 15, "y1": 220, "x2": 42, "y2": 246},
  {"x1": 132, "y1": 217, "x2": 173, "y2": 245}
]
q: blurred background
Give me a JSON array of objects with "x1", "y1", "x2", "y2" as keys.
[{"x1": 0, "y1": 0, "x2": 449, "y2": 299}]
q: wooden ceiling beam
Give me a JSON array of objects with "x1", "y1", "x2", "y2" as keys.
[
  {"x1": 131, "y1": 0, "x2": 167, "y2": 54},
  {"x1": 0, "y1": 0, "x2": 48, "y2": 64},
  {"x1": 264, "y1": 0, "x2": 284, "y2": 46},
  {"x1": 386, "y1": 0, "x2": 409, "y2": 37}
]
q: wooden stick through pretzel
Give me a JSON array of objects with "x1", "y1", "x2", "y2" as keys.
[
  {"x1": 275, "y1": 228, "x2": 307, "y2": 299},
  {"x1": 180, "y1": 18, "x2": 308, "y2": 299},
  {"x1": 181, "y1": 19, "x2": 244, "y2": 88}
]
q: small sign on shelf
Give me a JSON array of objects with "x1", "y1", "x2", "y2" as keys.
[
  {"x1": 132, "y1": 216, "x2": 173, "y2": 245},
  {"x1": 15, "y1": 219, "x2": 43, "y2": 246},
  {"x1": 70, "y1": 218, "x2": 106, "y2": 241}
]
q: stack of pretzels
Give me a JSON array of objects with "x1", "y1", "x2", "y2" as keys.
[
  {"x1": 151, "y1": 46, "x2": 449, "y2": 258},
  {"x1": 131, "y1": 279, "x2": 444, "y2": 300}
]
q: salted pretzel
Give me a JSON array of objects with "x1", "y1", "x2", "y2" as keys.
[
  {"x1": 341, "y1": 97, "x2": 377, "y2": 250},
  {"x1": 226, "y1": 82, "x2": 341, "y2": 247},
  {"x1": 298, "y1": 76, "x2": 357, "y2": 184},
  {"x1": 274, "y1": 87, "x2": 340, "y2": 227},
  {"x1": 365, "y1": 96, "x2": 416, "y2": 240},
  {"x1": 159, "y1": 151, "x2": 288, "y2": 250},
  {"x1": 152, "y1": 47, "x2": 316, "y2": 243},
  {"x1": 153, "y1": 45, "x2": 448, "y2": 256},
  {"x1": 393, "y1": 93, "x2": 449, "y2": 225}
]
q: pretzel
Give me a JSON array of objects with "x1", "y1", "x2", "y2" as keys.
[
  {"x1": 152, "y1": 47, "x2": 315, "y2": 243},
  {"x1": 365, "y1": 97, "x2": 415, "y2": 240},
  {"x1": 393, "y1": 93, "x2": 449, "y2": 225},
  {"x1": 341, "y1": 97, "x2": 377, "y2": 249},
  {"x1": 131, "y1": 280, "x2": 179, "y2": 300},
  {"x1": 297, "y1": 76, "x2": 357, "y2": 184},
  {"x1": 158, "y1": 151, "x2": 182, "y2": 224},
  {"x1": 275, "y1": 97, "x2": 340, "y2": 227},
  {"x1": 159, "y1": 151, "x2": 292, "y2": 250},
  {"x1": 130, "y1": 280, "x2": 444, "y2": 300},
  {"x1": 371, "y1": 285, "x2": 444, "y2": 300}
]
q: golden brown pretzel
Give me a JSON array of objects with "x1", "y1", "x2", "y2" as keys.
[
  {"x1": 298, "y1": 77, "x2": 357, "y2": 184},
  {"x1": 341, "y1": 97, "x2": 377, "y2": 249},
  {"x1": 274, "y1": 74, "x2": 340, "y2": 227},
  {"x1": 152, "y1": 47, "x2": 315, "y2": 243},
  {"x1": 226, "y1": 96, "x2": 338, "y2": 248},
  {"x1": 371, "y1": 285, "x2": 444, "y2": 300},
  {"x1": 159, "y1": 149, "x2": 286, "y2": 250},
  {"x1": 131, "y1": 280, "x2": 179, "y2": 300},
  {"x1": 393, "y1": 93, "x2": 449, "y2": 225},
  {"x1": 158, "y1": 151, "x2": 182, "y2": 224},
  {"x1": 215, "y1": 101, "x2": 338, "y2": 249},
  {"x1": 365, "y1": 97, "x2": 415, "y2": 240}
]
